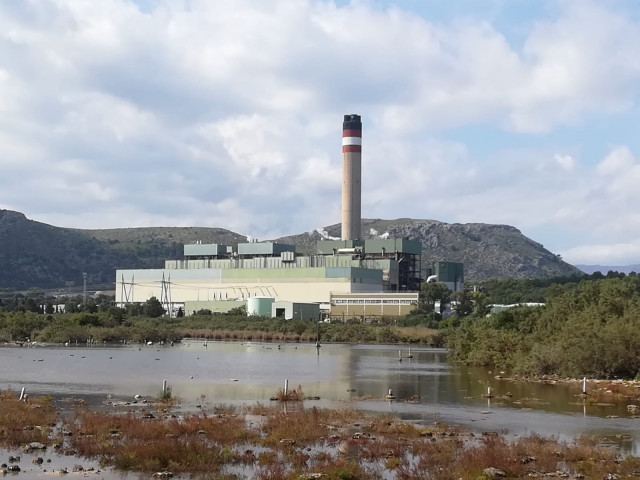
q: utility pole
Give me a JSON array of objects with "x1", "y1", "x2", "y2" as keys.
[{"x1": 82, "y1": 272, "x2": 88, "y2": 306}]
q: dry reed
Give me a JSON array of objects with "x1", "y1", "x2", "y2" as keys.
[
  {"x1": 0, "y1": 391, "x2": 57, "y2": 447},
  {"x1": 0, "y1": 393, "x2": 627, "y2": 480}
]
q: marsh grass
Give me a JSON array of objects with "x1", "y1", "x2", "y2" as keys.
[
  {"x1": 395, "y1": 432, "x2": 633, "y2": 480},
  {"x1": 67, "y1": 407, "x2": 261, "y2": 474},
  {"x1": 0, "y1": 391, "x2": 57, "y2": 447},
  {"x1": 271, "y1": 385, "x2": 305, "y2": 402},
  {"x1": 581, "y1": 380, "x2": 640, "y2": 404},
  {"x1": 58, "y1": 401, "x2": 640, "y2": 479},
  {"x1": 252, "y1": 406, "x2": 361, "y2": 448},
  {"x1": 181, "y1": 329, "x2": 317, "y2": 343}
]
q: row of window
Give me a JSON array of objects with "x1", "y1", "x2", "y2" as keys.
[{"x1": 332, "y1": 299, "x2": 415, "y2": 305}]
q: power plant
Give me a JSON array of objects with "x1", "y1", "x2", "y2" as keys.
[{"x1": 115, "y1": 114, "x2": 463, "y2": 320}]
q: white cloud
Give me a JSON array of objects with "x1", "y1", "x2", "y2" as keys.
[
  {"x1": 1, "y1": 1, "x2": 640, "y2": 265},
  {"x1": 561, "y1": 243, "x2": 640, "y2": 267},
  {"x1": 596, "y1": 146, "x2": 636, "y2": 177},
  {"x1": 554, "y1": 154, "x2": 576, "y2": 171}
]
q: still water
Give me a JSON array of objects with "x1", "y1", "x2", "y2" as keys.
[{"x1": 0, "y1": 341, "x2": 638, "y2": 453}]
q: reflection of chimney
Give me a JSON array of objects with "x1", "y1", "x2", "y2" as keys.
[{"x1": 341, "y1": 114, "x2": 362, "y2": 240}]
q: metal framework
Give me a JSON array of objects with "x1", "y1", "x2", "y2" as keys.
[
  {"x1": 119, "y1": 274, "x2": 134, "y2": 307},
  {"x1": 160, "y1": 273, "x2": 172, "y2": 318}
]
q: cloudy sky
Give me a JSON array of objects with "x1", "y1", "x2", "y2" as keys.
[{"x1": 1, "y1": 0, "x2": 640, "y2": 266}]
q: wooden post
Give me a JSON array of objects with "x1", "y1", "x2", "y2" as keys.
[
  {"x1": 19, "y1": 388, "x2": 25, "y2": 401},
  {"x1": 582, "y1": 377, "x2": 587, "y2": 395},
  {"x1": 162, "y1": 380, "x2": 167, "y2": 394},
  {"x1": 487, "y1": 386, "x2": 492, "y2": 397},
  {"x1": 284, "y1": 379, "x2": 288, "y2": 396}
]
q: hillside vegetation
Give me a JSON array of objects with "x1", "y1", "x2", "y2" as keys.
[
  {"x1": 0, "y1": 209, "x2": 580, "y2": 289},
  {"x1": 0, "y1": 210, "x2": 245, "y2": 289}
]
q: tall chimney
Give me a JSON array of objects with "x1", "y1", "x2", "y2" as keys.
[{"x1": 341, "y1": 114, "x2": 362, "y2": 241}]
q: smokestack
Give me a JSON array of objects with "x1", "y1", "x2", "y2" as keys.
[{"x1": 341, "y1": 114, "x2": 362, "y2": 241}]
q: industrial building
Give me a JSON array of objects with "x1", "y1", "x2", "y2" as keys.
[
  {"x1": 116, "y1": 237, "x2": 422, "y2": 316},
  {"x1": 426, "y1": 262, "x2": 464, "y2": 292},
  {"x1": 115, "y1": 114, "x2": 462, "y2": 319},
  {"x1": 329, "y1": 292, "x2": 419, "y2": 322}
]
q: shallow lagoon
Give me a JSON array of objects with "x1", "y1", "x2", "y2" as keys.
[{"x1": 1, "y1": 341, "x2": 638, "y2": 455}]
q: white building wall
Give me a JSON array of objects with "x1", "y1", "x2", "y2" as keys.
[{"x1": 116, "y1": 268, "x2": 383, "y2": 305}]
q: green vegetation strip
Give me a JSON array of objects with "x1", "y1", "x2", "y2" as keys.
[{"x1": 445, "y1": 276, "x2": 640, "y2": 379}]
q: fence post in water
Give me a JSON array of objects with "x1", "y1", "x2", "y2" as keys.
[
  {"x1": 19, "y1": 388, "x2": 25, "y2": 401},
  {"x1": 582, "y1": 377, "x2": 587, "y2": 395},
  {"x1": 487, "y1": 386, "x2": 493, "y2": 398},
  {"x1": 398, "y1": 350, "x2": 402, "y2": 362},
  {"x1": 162, "y1": 380, "x2": 167, "y2": 395},
  {"x1": 284, "y1": 379, "x2": 288, "y2": 396}
]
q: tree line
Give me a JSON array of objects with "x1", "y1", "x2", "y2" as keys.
[{"x1": 439, "y1": 275, "x2": 640, "y2": 379}]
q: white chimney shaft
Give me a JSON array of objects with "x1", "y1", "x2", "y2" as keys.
[{"x1": 341, "y1": 114, "x2": 362, "y2": 241}]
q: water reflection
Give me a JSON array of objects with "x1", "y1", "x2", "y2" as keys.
[{"x1": 0, "y1": 342, "x2": 638, "y2": 454}]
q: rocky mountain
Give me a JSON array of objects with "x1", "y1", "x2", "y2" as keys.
[
  {"x1": 276, "y1": 218, "x2": 583, "y2": 281},
  {"x1": 0, "y1": 210, "x2": 246, "y2": 289},
  {"x1": 0, "y1": 210, "x2": 581, "y2": 289}
]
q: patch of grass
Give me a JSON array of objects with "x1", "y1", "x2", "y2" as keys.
[
  {"x1": 271, "y1": 385, "x2": 305, "y2": 402},
  {"x1": 252, "y1": 406, "x2": 361, "y2": 449},
  {"x1": 67, "y1": 407, "x2": 260, "y2": 474},
  {"x1": 580, "y1": 379, "x2": 640, "y2": 403},
  {"x1": 0, "y1": 391, "x2": 58, "y2": 447},
  {"x1": 59, "y1": 400, "x2": 639, "y2": 480}
]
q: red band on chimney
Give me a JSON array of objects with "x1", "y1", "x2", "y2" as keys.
[{"x1": 342, "y1": 145, "x2": 362, "y2": 153}]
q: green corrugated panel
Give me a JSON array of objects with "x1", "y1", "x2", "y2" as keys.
[
  {"x1": 316, "y1": 240, "x2": 364, "y2": 254},
  {"x1": 364, "y1": 238, "x2": 422, "y2": 255},
  {"x1": 221, "y1": 267, "x2": 327, "y2": 279},
  {"x1": 238, "y1": 242, "x2": 295, "y2": 256},
  {"x1": 431, "y1": 262, "x2": 464, "y2": 282},
  {"x1": 184, "y1": 243, "x2": 227, "y2": 257},
  {"x1": 326, "y1": 267, "x2": 383, "y2": 282}
]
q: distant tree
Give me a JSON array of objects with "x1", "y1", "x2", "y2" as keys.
[
  {"x1": 78, "y1": 314, "x2": 100, "y2": 327},
  {"x1": 452, "y1": 289, "x2": 474, "y2": 317},
  {"x1": 78, "y1": 299, "x2": 98, "y2": 314},
  {"x1": 226, "y1": 305, "x2": 247, "y2": 316},
  {"x1": 106, "y1": 306, "x2": 125, "y2": 323},
  {"x1": 44, "y1": 302, "x2": 55, "y2": 315},
  {"x1": 94, "y1": 294, "x2": 114, "y2": 312},
  {"x1": 419, "y1": 282, "x2": 451, "y2": 314},
  {"x1": 64, "y1": 299, "x2": 79, "y2": 314},
  {"x1": 471, "y1": 291, "x2": 492, "y2": 316},
  {"x1": 144, "y1": 297, "x2": 165, "y2": 318},
  {"x1": 176, "y1": 307, "x2": 184, "y2": 318},
  {"x1": 124, "y1": 303, "x2": 144, "y2": 317}
]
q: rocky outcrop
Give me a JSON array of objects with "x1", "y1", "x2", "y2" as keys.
[{"x1": 276, "y1": 218, "x2": 582, "y2": 282}]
